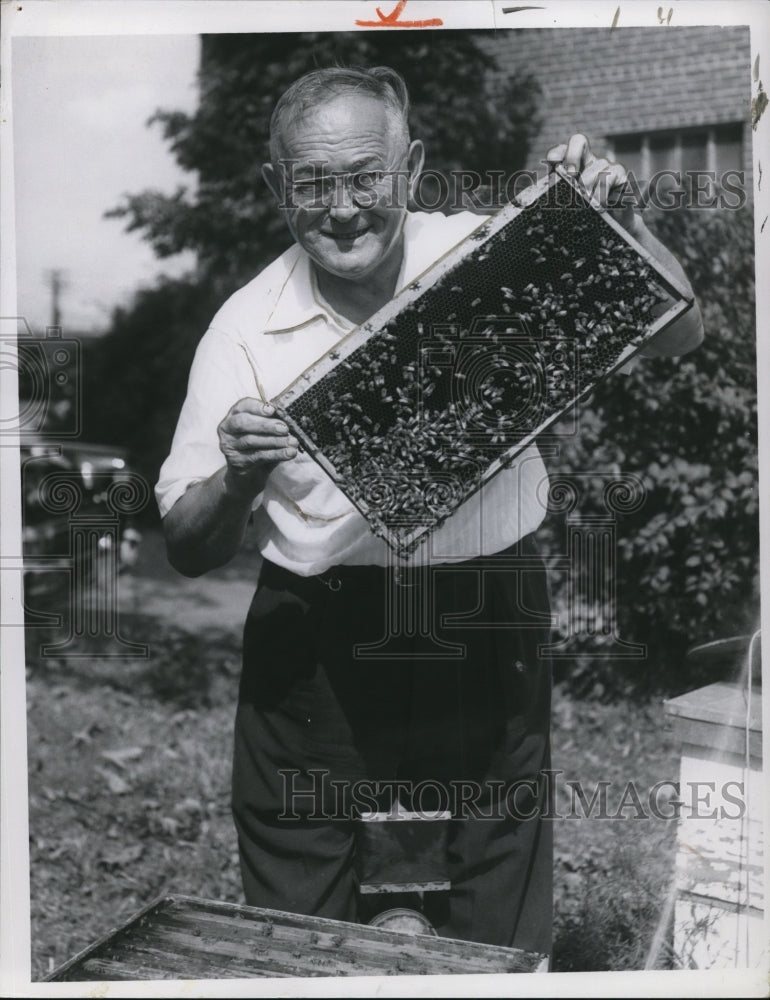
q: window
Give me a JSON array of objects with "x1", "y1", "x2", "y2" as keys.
[{"x1": 606, "y1": 123, "x2": 745, "y2": 205}]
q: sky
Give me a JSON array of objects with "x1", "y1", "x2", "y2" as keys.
[{"x1": 12, "y1": 34, "x2": 201, "y2": 334}]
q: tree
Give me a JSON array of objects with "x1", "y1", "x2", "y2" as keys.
[
  {"x1": 81, "y1": 277, "x2": 224, "y2": 491},
  {"x1": 107, "y1": 31, "x2": 542, "y2": 293}
]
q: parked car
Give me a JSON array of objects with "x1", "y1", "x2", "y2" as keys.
[{"x1": 21, "y1": 438, "x2": 144, "y2": 609}]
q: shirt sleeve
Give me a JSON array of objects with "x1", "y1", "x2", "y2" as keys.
[{"x1": 155, "y1": 327, "x2": 261, "y2": 518}]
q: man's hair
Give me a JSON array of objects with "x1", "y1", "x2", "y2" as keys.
[{"x1": 269, "y1": 65, "x2": 411, "y2": 166}]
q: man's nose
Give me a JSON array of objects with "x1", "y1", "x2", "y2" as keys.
[{"x1": 328, "y1": 177, "x2": 361, "y2": 221}]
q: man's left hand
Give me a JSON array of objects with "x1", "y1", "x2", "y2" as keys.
[
  {"x1": 545, "y1": 133, "x2": 704, "y2": 358},
  {"x1": 546, "y1": 133, "x2": 637, "y2": 236}
]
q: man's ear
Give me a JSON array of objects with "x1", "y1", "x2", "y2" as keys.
[
  {"x1": 262, "y1": 162, "x2": 282, "y2": 203},
  {"x1": 406, "y1": 139, "x2": 426, "y2": 203}
]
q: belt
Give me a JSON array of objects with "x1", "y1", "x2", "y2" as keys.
[
  {"x1": 259, "y1": 559, "x2": 418, "y2": 598},
  {"x1": 259, "y1": 536, "x2": 539, "y2": 599}
]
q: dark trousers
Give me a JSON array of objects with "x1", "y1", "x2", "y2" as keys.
[{"x1": 232, "y1": 536, "x2": 553, "y2": 954}]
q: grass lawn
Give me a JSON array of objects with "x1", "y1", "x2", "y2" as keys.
[{"x1": 25, "y1": 544, "x2": 683, "y2": 980}]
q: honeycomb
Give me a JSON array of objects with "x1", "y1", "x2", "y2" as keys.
[{"x1": 275, "y1": 169, "x2": 694, "y2": 556}]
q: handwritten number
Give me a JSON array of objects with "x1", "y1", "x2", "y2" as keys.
[{"x1": 657, "y1": 6, "x2": 673, "y2": 25}]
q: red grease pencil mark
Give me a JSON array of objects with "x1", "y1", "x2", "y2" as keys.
[{"x1": 355, "y1": 1, "x2": 443, "y2": 28}]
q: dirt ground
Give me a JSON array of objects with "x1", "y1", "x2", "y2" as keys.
[
  {"x1": 117, "y1": 524, "x2": 261, "y2": 631},
  {"x1": 25, "y1": 528, "x2": 682, "y2": 979}
]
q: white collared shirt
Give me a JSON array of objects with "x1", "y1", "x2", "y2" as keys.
[{"x1": 156, "y1": 210, "x2": 550, "y2": 576}]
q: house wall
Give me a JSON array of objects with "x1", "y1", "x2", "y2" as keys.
[{"x1": 482, "y1": 26, "x2": 753, "y2": 194}]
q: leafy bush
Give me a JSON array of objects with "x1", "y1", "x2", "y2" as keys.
[{"x1": 544, "y1": 202, "x2": 759, "y2": 696}]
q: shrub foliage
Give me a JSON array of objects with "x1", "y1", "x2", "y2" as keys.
[{"x1": 544, "y1": 202, "x2": 759, "y2": 694}]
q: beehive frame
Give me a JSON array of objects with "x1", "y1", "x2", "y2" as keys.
[
  {"x1": 274, "y1": 167, "x2": 694, "y2": 557},
  {"x1": 45, "y1": 894, "x2": 545, "y2": 979}
]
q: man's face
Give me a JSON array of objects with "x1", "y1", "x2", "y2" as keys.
[{"x1": 266, "y1": 94, "x2": 421, "y2": 284}]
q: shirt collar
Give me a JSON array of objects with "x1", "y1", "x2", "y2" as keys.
[
  {"x1": 261, "y1": 248, "x2": 345, "y2": 335},
  {"x1": 262, "y1": 213, "x2": 422, "y2": 336}
]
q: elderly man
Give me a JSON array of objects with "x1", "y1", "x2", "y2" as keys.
[{"x1": 156, "y1": 66, "x2": 703, "y2": 955}]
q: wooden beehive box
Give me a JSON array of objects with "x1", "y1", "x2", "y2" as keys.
[
  {"x1": 45, "y1": 895, "x2": 546, "y2": 981},
  {"x1": 275, "y1": 167, "x2": 694, "y2": 556},
  {"x1": 664, "y1": 681, "x2": 765, "y2": 969}
]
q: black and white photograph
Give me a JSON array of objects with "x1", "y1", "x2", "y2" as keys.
[{"x1": 1, "y1": 1, "x2": 768, "y2": 995}]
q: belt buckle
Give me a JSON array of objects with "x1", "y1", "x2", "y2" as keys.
[{"x1": 393, "y1": 566, "x2": 415, "y2": 588}]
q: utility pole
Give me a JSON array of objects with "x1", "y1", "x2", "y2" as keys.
[{"x1": 45, "y1": 268, "x2": 67, "y2": 329}]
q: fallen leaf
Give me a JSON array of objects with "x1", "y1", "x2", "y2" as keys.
[
  {"x1": 98, "y1": 843, "x2": 144, "y2": 869},
  {"x1": 95, "y1": 766, "x2": 132, "y2": 795},
  {"x1": 174, "y1": 797, "x2": 202, "y2": 815},
  {"x1": 72, "y1": 725, "x2": 95, "y2": 746},
  {"x1": 157, "y1": 816, "x2": 179, "y2": 837},
  {"x1": 100, "y1": 747, "x2": 143, "y2": 769}
]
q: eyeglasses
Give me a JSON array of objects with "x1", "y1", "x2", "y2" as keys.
[{"x1": 282, "y1": 157, "x2": 409, "y2": 210}]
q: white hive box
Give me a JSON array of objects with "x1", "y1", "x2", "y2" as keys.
[{"x1": 664, "y1": 681, "x2": 765, "y2": 970}]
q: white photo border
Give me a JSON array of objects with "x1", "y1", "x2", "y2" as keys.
[{"x1": 1, "y1": 1, "x2": 768, "y2": 996}]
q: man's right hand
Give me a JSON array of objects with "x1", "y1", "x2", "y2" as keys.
[
  {"x1": 163, "y1": 398, "x2": 297, "y2": 577},
  {"x1": 218, "y1": 398, "x2": 298, "y2": 498}
]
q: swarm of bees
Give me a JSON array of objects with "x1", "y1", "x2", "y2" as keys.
[{"x1": 278, "y1": 175, "x2": 685, "y2": 554}]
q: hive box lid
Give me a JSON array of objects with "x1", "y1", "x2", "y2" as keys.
[{"x1": 664, "y1": 681, "x2": 763, "y2": 761}]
